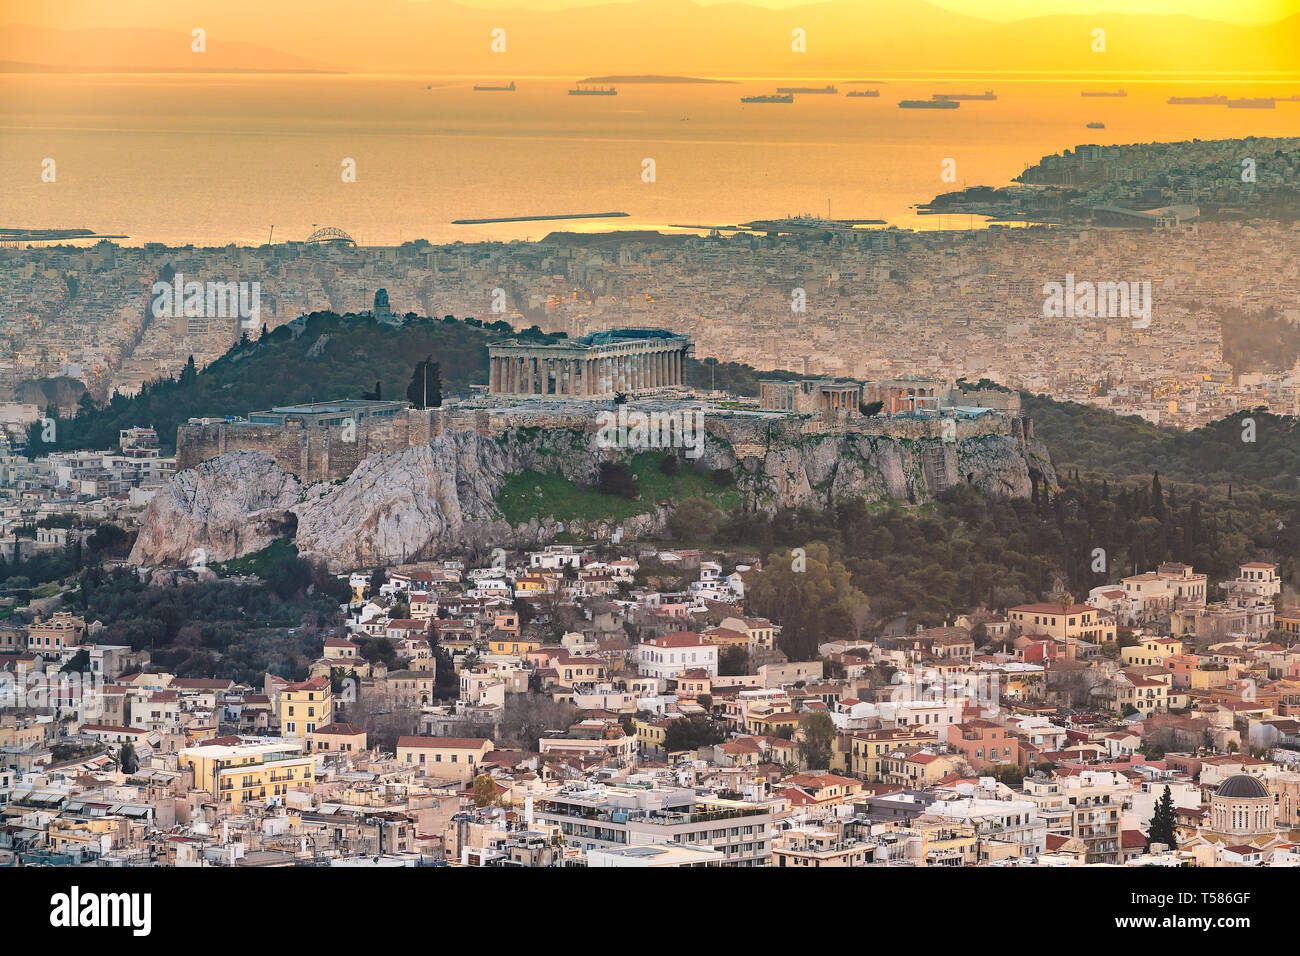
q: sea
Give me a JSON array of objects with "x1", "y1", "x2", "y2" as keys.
[{"x1": 2, "y1": 72, "x2": 1299, "y2": 246}]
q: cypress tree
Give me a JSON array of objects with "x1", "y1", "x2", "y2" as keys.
[{"x1": 1147, "y1": 784, "x2": 1177, "y2": 849}]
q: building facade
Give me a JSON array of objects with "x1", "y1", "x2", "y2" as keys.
[{"x1": 487, "y1": 329, "x2": 692, "y2": 399}]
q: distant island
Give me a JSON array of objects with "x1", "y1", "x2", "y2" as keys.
[
  {"x1": 579, "y1": 75, "x2": 733, "y2": 84},
  {"x1": 452, "y1": 212, "x2": 630, "y2": 225}
]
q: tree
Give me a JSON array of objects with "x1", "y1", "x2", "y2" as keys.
[
  {"x1": 747, "y1": 543, "x2": 868, "y2": 661},
  {"x1": 1146, "y1": 784, "x2": 1177, "y2": 849},
  {"x1": 718, "y1": 645, "x2": 749, "y2": 676},
  {"x1": 667, "y1": 497, "x2": 721, "y2": 542},
  {"x1": 266, "y1": 554, "x2": 313, "y2": 600},
  {"x1": 498, "y1": 693, "x2": 576, "y2": 750},
  {"x1": 799, "y1": 711, "x2": 836, "y2": 769},
  {"x1": 118, "y1": 741, "x2": 139, "y2": 775},
  {"x1": 663, "y1": 716, "x2": 725, "y2": 752},
  {"x1": 472, "y1": 773, "x2": 497, "y2": 808},
  {"x1": 985, "y1": 763, "x2": 1024, "y2": 787},
  {"x1": 596, "y1": 461, "x2": 639, "y2": 499},
  {"x1": 822, "y1": 657, "x2": 846, "y2": 679},
  {"x1": 406, "y1": 355, "x2": 442, "y2": 408},
  {"x1": 359, "y1": 636, "x2": 398, "y2": 668},
  {"x1": 60, "y1": 649, "x2": 90, "y2": 673}
]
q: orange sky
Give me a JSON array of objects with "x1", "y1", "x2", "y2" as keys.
[
  {"x1": 6, "y1": 0, "x2": 1298, "y2": 75},
  {"x1": 17, "y1": 0, "x2": 1300, "y2": 27},
  {"x1": 377, "y1": 0, "x2": 1300, "y2": 26}
]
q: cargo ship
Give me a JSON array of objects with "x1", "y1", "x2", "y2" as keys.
[
  {"x1": 846, "y1": 90, "x2": 880, "y2": 98},
  {"x1": 473, "y1": 81, "x2": 515, "y2": 91},
  {"x1": 1086, "y1": 121, "x2": 1105, "y2": 129},
  {"x1": 1167, "y1": 95, "x2": 1228, "y2": 105},
  {"x1": 934, "y1": 90, "x2": 996, "y2": 100},
  {"x1": 741, "y1": 93, "x2": 794, "y2": 103},
  {"x1": 1227, "y1": 97, "x2": 1275, "y2": 109},
  {"x1": 776, "y1": 84, "x2": 837, "y2": 93},
  {"x1": 1082, "y1": 89, "x2": 1126, "y2": 97},
  {"x1": 899, "y1": 99, "x2": 959, "y2": 109},
  {"x1": 569, "y1": 85, "x2": 617, "y2": 96}
]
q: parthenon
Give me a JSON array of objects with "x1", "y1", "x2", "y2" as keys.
[{"x1": 487, "y1": 328, "x2": 693, "y2": 399}]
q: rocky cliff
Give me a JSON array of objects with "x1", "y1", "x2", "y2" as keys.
[
  {"x1": 130, "y1": 422, "x2": 1055, "y2": 571},
  {"x1": 128, "y1": 451, "x2": 302, "y2": 566}
]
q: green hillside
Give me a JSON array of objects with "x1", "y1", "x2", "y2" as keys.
[
  {"x1": 29, "y1": 312, "x2": 541, "y2": 453},
  {"x1": 1023, "y1": 393, "x2": 1300, "y2": 494}
]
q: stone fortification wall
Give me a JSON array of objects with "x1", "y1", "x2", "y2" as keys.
[{"x1": 177, "y1": 404, "x2": 1031, "y2": 482}]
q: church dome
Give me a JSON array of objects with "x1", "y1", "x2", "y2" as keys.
[{"x1": 1215, "y1": 774, "x2": 1269, "y2": 799}]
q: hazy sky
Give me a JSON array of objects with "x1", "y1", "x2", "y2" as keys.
[
  {"x1": 13, "y1": 0, "x2": 1300, "y2": 27},
  {"x1": 8, "y1": 0, "x2": 1296, "y2": 75},
  {"x1": 420, "y1": 0, "x2": 1298, "y2": 26}
]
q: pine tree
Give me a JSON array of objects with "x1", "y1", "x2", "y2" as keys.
[{"x1": 1147, "y1": 784, "x2": 1177, "y2": 849}]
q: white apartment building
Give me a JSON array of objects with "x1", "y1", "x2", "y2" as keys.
[
  {"x1": 1223, "y1": 562, "x2": 1281, "y2": 601},
  {"x1": 921, "y1": 797, "x2": 1047, "y2": 857},
  {"x1": 532, "y1": 785, "x2": 772, "y2": 866},
  {"x1": 637, "y1": 632, "x2": 718, "y2": 681}
]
